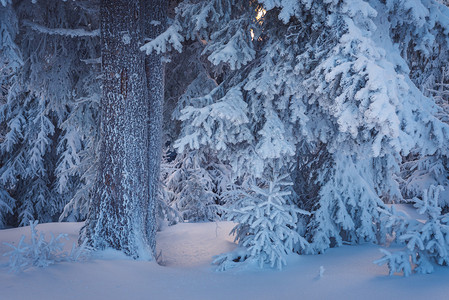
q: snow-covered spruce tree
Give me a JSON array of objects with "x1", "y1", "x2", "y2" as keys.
[
  {"x1": 162, "y1": 149, "x2": 232, "y2": 222},
  {"x1": 375, "y1": 185, "x2": 449, "y2": 276},
  {"x1": 161, "y1": 48, "x2": 235, "y2": 222},
  {"x1": 214, "y1": 171, "x2": 309, "y2": 270},
  {"x1": 375, "y1": 1, "x2": 449, "y2": 275},
  {"x1": 0, "y1": 2, "x2": 21, "y2": 227},
  {"x1": 400, "y1": 72, "x2": 449, "y2": 210},
  {"x1": 58, "y1": 64, "x2": 101, "y2": 222},
  {"x1": 145, "y1": 0, "x2": 449, "y2": 264},
  {"x1": 303, "y1": 152, "x2": 395, "y2": 253},
  {"x1": 144, "y1": 1, "x2": 309, "y2": 269},
  {"x1": 395, "y1": 0, "x2": 449, "y2": 211},
  {"x1": 0, "y1": 0, "x2": 100, "y2": 227},
  {"x1": 82, "y1": 0, "x2": 167, "y2": 258},
  {"x1": 163, "y1": 40, "x2": 212, "y2": 145},
  {"x1": 256, "y1": 0, "x2": 449, "y2": 253}
]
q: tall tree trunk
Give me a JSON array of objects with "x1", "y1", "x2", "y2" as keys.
[
  {"x1": 82, "y1": 0, "x2": 152, "y2": 258},
  {"x1": 143, "y1": 0, "x2": 168, "y2": 253}
]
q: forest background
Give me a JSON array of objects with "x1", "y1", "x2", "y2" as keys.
[{"x1": 1, "y1": 0, "x2": 449, "y2": 275}]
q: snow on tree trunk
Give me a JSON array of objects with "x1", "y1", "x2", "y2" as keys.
[
  {"x1": 143, "y1": 0, "x2": 167, "y2": 256},
  {"x1": 82, "y1": 0, "x2": 153, "y2": 258}
]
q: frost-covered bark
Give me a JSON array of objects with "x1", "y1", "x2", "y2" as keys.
[
  {"x1": 82, "y1": 0, "x2": 153, "y2": 258},
  {"x1": 142, "y1": 0, "x2": 168, "y2": 255}
]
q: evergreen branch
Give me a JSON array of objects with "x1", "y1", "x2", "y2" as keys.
[{"x1": 23, "y1": 20, "x2": 100, "y2": 38}]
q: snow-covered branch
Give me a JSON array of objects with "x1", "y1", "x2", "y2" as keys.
[
  {"x1": 23, "y1": 20, "x2": 99, "y2": 38},
  {"x1": 1, "y1": 0, "x2": 11, "y2": 7},
  {"x1": 140, "y1": 24, "x2": 184, "y2": 54}
]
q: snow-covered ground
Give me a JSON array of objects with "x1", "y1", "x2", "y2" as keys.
[{"x1": 1, "y1": 220, "x2": 449, "y2": 300}]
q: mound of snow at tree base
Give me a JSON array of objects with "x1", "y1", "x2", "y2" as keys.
[{"x1": 1, "y1": 220, "x2": 449, "y2": 300}]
